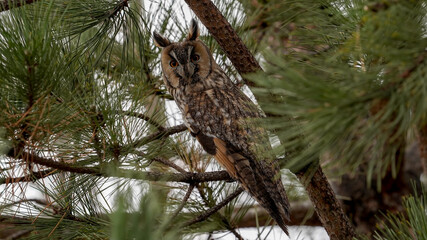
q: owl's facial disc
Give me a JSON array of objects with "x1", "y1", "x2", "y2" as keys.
[{"x1": 170, "y1": 46, "x2": 198, "y2": 83}]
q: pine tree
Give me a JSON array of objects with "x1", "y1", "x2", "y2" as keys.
[{"x1": 0, "y1": 0, "x2": 426, "y2": 240}]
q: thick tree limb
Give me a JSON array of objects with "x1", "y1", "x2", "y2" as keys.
[
  {"x1": 184, "y1": 0, "x2": 261, "y2": 87},
  {"x1": 6, "y1": 149, "x2": 233, "y2": 183},
  {"x1": 184, "y1": 1, "x2": 356, "y2": 239},
  {"x1": 297, "y1": 167, "x2": 356, "y2": 239}
]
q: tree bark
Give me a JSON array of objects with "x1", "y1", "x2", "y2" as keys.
[
  {"x1": 297, "y1": 167, "x2": 356, "y2": 239},
  {"x1": 184, "y1": 0, "x2": 261, "y2": 87},
  {"x1": 184, "y1": 0, "x2": 356, "y2": 239}
]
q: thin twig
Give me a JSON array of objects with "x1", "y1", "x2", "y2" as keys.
[
  {"x1": 128, "y1": 124, "x2": 187, "y2": 149},
  {"x1": 194, "y1": 182, "x2": 244, "y2": 239},
  {"x1": 185, "y1": 187, "x2": 244, "y2": 227},
  {"x1": 224, "y1": 223, "x2": 244, "y2": 240},
  {"x1": 151, "y1": 157, "x2": 187, "y2": 173},
  {"x1": 170, "y1": 184, "x2": 195, "y2": 220},
  {"x1": 0, "y1": 198, "x2": 52, "y2": 209},
  {"x1": 0, "y1": 169, "x2": 55, "y2": 184},
  {"x1": 90, "y1": 110, "x2": 105, "y2": 162},
  {"x1": 135, "y1": 150, "x2": 187, "y2": 173},
  {"x1": 188, "y1": 185, "x2": 245, "y2": 240},
  {"x1": 108, "y1": 0, "x2": 128, "y2": 19},
  {"x1": 115, "y1": 110, "x2": 165, "y2": 131}
]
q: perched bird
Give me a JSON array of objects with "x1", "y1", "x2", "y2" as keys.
[{"x1": 153, "y1": 19, "x2": 290, "y2": 233}]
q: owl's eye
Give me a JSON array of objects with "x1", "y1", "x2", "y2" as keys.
[
  {"x1": 191, "y1": 54, "x2": 200, "y2": 62},
  {"x1": 170, "y1": 60, "x2": 179, "y2": 68}
]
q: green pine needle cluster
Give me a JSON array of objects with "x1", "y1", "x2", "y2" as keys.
[
  {"x1": 248, "y1": 0, "x2": 427, "y2": 185},
  {"x1": 373, "y1": 185, "x2": 427, "y2": 240}
]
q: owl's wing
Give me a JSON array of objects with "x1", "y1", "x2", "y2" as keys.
[{"x1": 185, "y1": 84, "x2": 290, "y2": 233}]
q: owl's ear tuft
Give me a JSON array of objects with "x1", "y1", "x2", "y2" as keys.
[
  {"x1": 153, "y1": 32, "x2": 171, "y2": 48},
  {"x1": 187, "y1": 19, "x2": 199, "y2": 41}
]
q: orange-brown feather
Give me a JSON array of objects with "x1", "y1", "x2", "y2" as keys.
[{"x1": 212, "y1": 137, "x2": 237, "y2": 179}]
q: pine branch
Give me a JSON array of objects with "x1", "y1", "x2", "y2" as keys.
[
  {"x1": 184, "y1": 187, "x2": 244, "y2": 227},
  {"x1": 170, "y1": 184, "x2": 195, "y2": 220},
  {"x1": 0, "y1": 198, "x2": 60, "y2": 213},
  {"x1": 0, "y1": 169, "x2": 55, "y2": 184},
  {"x1": 6, "y1": 148, "x2": 233, "y2": 183},
  {"x1": 115, "y1": 110, "x2": 165, "y2": 131},
  {"x1": 192, "y1": 185, "x2": 244, "y2": 240},
  {"x1": 0, "y1": 0, "x2": 38, "y2": 12},
  {"x1": 129, "y1": 124, "x2": 187, "y2": 149},
  {"x1": 150, "y1": 156, "x2": 187, "y2": 173}
]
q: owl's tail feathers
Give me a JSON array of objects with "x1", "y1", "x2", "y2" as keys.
[
  {"x1": 208, "y1": 137, "x2": 290, "y2": 234},
  {"x1": 234, "y1": 155, "x2": 291, "y2": 235},
  {"x1": 254, "y1": 172, "x2": 290, "y2": 235},
  {"x1": 267, "y1": 183, "x2": 291, "y2": 235},
  {"x1": 267, "y1": 204, "x2": 289, "y2": 235}
]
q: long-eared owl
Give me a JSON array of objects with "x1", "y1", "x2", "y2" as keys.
[{"x1": 153, "y1": 19, "x2": 290, "y2": 233}]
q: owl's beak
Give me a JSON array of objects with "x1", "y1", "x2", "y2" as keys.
[{"x1": 184, "y1": 63, "x2": 195, "y2": 79}]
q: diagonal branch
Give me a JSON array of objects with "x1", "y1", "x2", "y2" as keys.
[
  {"x1": 297, "y1": 166, "x2": 355, "y2": 239},
  {"x1": 151, "y1": 157, "x2": 187, "y2": 173},
  {"x1": 129, "y1": 124, "x2": 187, "y2": 149},
  {"x1": 184, "y1": 0, "x2": 262, "y2": 87},
  {"x1": 184, "y1": 187, "x2": 244, "y2": 227},
  {"x1": 193, "y1": 185, "x2": 244, "y2": 240},
  {"x1": 170, "y1": 184, "x2": 195, "y2": 220},
  {"x1": 115, "y1": 110, "x2": 165, "y2": 131}
]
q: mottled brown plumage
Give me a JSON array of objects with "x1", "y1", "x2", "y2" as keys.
[{"x1": 153, "y1": 19, "x2": 290, "y2": 233}]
